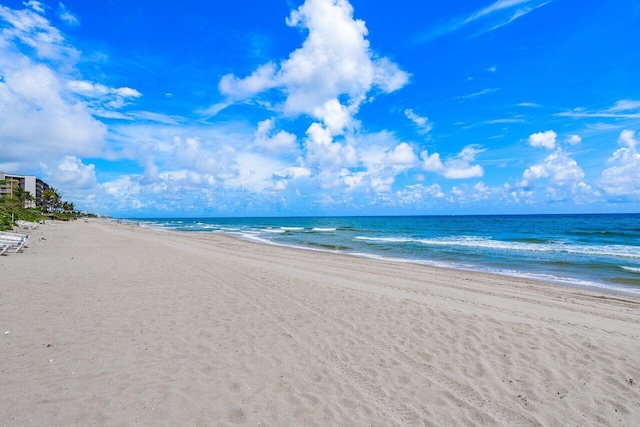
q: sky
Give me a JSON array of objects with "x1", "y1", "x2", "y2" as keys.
[{"x1": 1, "y1": 0, "x2": 639, "y2": 217}]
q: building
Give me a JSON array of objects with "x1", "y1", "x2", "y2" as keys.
[{"x1": 0, "y1": 172, "x2": 50, "y2": 208}]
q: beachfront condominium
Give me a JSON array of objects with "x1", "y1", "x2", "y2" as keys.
[{"x1": 0, "y1": 172, "x2": 50, "y2": 208}]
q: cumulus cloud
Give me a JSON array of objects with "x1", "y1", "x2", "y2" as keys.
[
  {"x1": 304, "y1": 122, "x2": 357, "y2": 169},
  {"x1": 566, "y1": 134, "x2": 582, "y2": 145},
  {"x1": 421, "y1": 145, "x2": 484, "y2": 179},
  {"x1": 599, "y1": 130, "x2": 640, "y2": 199},
  {"x1": 253, "y1": 118, "x2": 298, "y2": 153},
  {"x1": 49, "y1": 156, "x2": 96, "y2": 189},
  {"x1": 384, "y1": 142, "x2": 418, "y2": 167},
  {"x1": 447, "y1": 182, "x2": 494, "y2": 204},
  {"x1": 517, "y1": 147, "x2": 594, "y2": 202},
  {"x1": 396, "y1": 183, "x2": 444, "y2": 205},
  {"x1": 528, "y1": 130, "x2": 556, "y2": 149},
  {"x1": 0, "y1": 62, "x2": 107, "y2": 162},
  {"x1": 218, "y1": 0, "x2": 409, "y2": 135},
  {"x1": 0, "y1": 3, "x2": 145, "y2": 167},
  {"x1": 520, "y1": 151, "x2": 583, "y2": 187}
]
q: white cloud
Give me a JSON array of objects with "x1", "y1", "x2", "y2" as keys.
[
  {"x1": 599, "y1": 130, "x2": 640, "y2": 199},
  {"x1": 454, "y1": 88, "x2": 499, "y2": 100},
  {"x1": 101, "y1": 176, "x2": 144, "y2": 210},
  {"x1": 224, "y1": 152, "x2": 287, "y2": 193},
  {"x1": 49, "y1": 155, "x2": 96, "y2": 189},
  {"x1": 219, "y1": 63, "x2": 277, "y2": 99},
  {"x1": 0, "y1": 3, "x2": 79, "y2": 61},
  {"x1": 607, "y1": 100, "x2": 640, "y2": 112},
  {"x1": 56, "y1": 3, "x2": 79, "y2": 26},
  {"x1": 384, "y1": 142, "x2": 418, "y2": 166},
  {"x1": 23, "y1": 1, "x2": 45, "y2": 13},
  {"x1": 67, "y1": 79, "x2": 143, "y2": 111},
  {"x1": 396, "y1": 183, "x2": 444, "y2": 205},
  {"x1": 0, "y1": 62, "x2": 107, "y2": 162},
  {"x1": 404, "y1": 109, "x2": 432, "y2": 134},
  {"x1": 218, "y1": 0, "x2": 409, "y2": 135},
  {"x1": 517, "y1": 148, "x2": 594, "y2": 202},
  {"x1": 273, "y1": 167, "x2": 312, "y2": 180},
  {"x1": 312, "y1": 99, "x2": 354, "y2": 135},
  {"x1": 304, "y1": 122, "x2": 357, "y2": 169},
  {"x1": 528, "y1": 130, "x2": 557, "y2": 149},
  {"x1": 447, "y1": 182, "x2": 494, "y2": 204},
  {"x1": 558, "y1": 100, "x2": 640, "y2": 119},
  {"x1": 566, "y1": 134, "x2": 582, "y2": 145},
  {"x1": 421, "y1": 0, "x2": 551, "y2": 42},
  {"x1": 463, "y1": 0, "x2": 531, "y2": 24},
  {"x1": 197, "y1": 101, "x2": 233, "y2": 117},
  {"x1": 126, "y1": 111, "x2": 179, "y2": 125},
  {"x1": 253, "y1": 118, "x2": 298, "y2": 153},
  {"x1": 0, "y1": 3, "x2": 145, "y2": 168},
  {"x1": 421, "y1": 145, "x2": 484, "y2": 179}
]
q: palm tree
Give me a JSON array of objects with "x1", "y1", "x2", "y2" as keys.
[
  {"x1": 24, "y1": 191, "x2": 35, "y2": 208},
  {"x1": 42, "y1": 188, "x2": 61, "y2": 213},
  {"x1": 62, "y1": 201, "x2": 75, "y2": 213},
  {"x1": 14, "y1": 187, "x2": 34, "y2": 208}
]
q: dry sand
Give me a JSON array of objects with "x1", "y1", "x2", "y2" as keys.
[{"x1": 1, "y1": 219, "x2": 639, "y2": 426}]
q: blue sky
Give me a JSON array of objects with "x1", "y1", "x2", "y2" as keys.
[{"x1": 1, "y1": 0, "x2": 639, "y2": 216}]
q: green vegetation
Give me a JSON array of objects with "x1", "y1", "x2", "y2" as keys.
[
  {"x1": 0, "y1": 197, "x2": 45, "y2": 231},
  {"x1": 0, "y1": 187, "x2": 82, "y2": 231}
]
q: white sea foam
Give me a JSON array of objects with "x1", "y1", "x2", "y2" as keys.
[
  {"x1": 620, "y1": 266, "x2": 640, "y2": 273},
  {"x1": 351, "y1": 251, "x2": 640, "y2": 297},
  {"x1": 312, "y1": 227, "x2": 337, "y2": 232},
  {"x1": 262, "y1": 228, "x2": 286, "y2": 234},
  {"x1": 281, "y1": 227, "x2": 304, "y2": 231},
  {"x1": 354, "y1": 235, "x2": 640, "y2": 259}
]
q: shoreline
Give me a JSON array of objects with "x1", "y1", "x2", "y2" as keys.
[
  {"x1": 2, "y1": 219, "x2": 639, "y2": 425},
  {"x1": 129, "y1": 218, "x2": 640, "y2": 299}
]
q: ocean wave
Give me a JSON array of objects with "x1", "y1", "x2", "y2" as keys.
[
  {"x1": 280, "y1": 227, "x2": 305, "y2": 231},
  {"x1": 261, "y1": 228, "x2": 286, "y2": 234},
  {"x1": 311, "y1": 227, "x2": 337, "y2": 232},
  {"x1": 620, "y1": 266, "x2": 640, "y2": 273},
  {"x1": 351, "y1": 252, "x2": 640, "y2": 296},
  {"x1": 354, "y1": 235, "x2": 640, "y2": 259}
]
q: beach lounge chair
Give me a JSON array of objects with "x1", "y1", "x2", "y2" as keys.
[
  {"x1": 0, "y1": 244, "x2": 9, "y2": 256},
  {"x1": 0, "y1": 232, "x2": 30, "y2": 253},
  {"x1": 0, "y1": 232, "x2": 29, "y2": 241},
  {"x1": 16, "y1": 220, "x2": 39, "y2": 230}
]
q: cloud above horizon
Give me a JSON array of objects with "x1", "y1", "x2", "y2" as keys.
[
  {"x1": 1, "y1": 0, "x2": 639, "y2": 215},
  {"x1": 217, "y1": 0, "x2": 409, "y2": 135}
]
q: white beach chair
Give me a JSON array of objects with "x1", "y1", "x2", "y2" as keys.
[
  {"x1": 16, "y1": 220, "x2": 39, "y2": 230},
  {"x1": 0, "y1": 244, "x2": 9, "y2": 256},
  {"x1": 0, "y1": 232, "x2": 29, "y2": 241},
  {"x1": 0, "y1": 232, "x2": 30, "y2": 253}
]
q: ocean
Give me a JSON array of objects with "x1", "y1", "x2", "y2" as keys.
[{"x1": 121, "y1": 214, "x2": 640, "y2": 297}]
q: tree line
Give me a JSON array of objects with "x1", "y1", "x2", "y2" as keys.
[{"x1": 0, "y1": 182, "x2": 80, "y2": 230}]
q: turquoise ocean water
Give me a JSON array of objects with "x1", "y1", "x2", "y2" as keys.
[{"x1": 123, "y1": 214, "x2": 640, "y2": 297}]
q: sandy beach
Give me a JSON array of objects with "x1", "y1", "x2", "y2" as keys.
[{"x1": 1, "y1": 219, "x2": 639, "y2": 426}]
